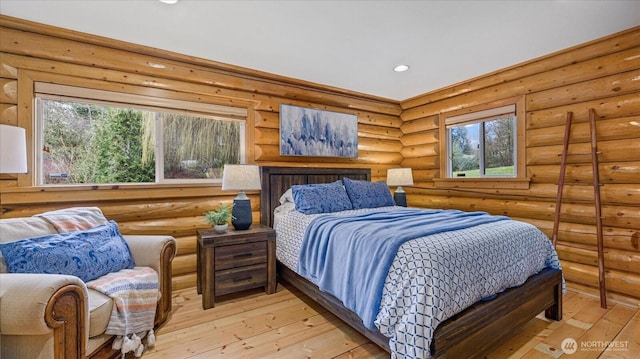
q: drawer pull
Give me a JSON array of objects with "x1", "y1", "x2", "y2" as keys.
[
  {"x1": 233, "y1": 253, "x2": 253, "y2": 259},
  {"x1": 233, "y1": 276, "x2": 252, "y2": 283}
]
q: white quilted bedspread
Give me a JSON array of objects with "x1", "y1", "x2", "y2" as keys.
[{"x1": 274, "y1": 206, "x2": 563, "y2": 358}]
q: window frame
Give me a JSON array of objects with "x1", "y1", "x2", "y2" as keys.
[
  {"x1": 33, "y1": 82, "x2": 249, "y2": 187},
  {"x1": 434, "y1": 96, "x2": 530, "y2": 189},
  {"x1": 445, "y1": 104, "x2": 516, "y2": 178}
]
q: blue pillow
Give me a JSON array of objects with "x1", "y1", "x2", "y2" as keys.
[
  {"x1": 0, "y1": 220, "x2": 135, "y2": 282},
  {"x1": 292, "y1": 180, "x2": 353, "y2": 214},
  {"x1": 343, "y1": 177, "x2": 395, "y2": 209}
]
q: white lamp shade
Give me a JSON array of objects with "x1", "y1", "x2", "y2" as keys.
[
  {"x1": 0, "y1": 124, "x2": 28, "y2": 174},
  {"x1": 386, "y1": 168, "x2": 413, "y2": 187},
  {"x1": 221, "y1": 164, "x2": 261, "y2": 191}
]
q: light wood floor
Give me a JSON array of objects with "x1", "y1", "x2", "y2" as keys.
[{"x1": 144, "y1": 283, "x2": 639, "y2": 359}]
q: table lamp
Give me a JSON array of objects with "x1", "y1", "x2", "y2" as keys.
[
  {"x1": 0, "y1": 124, "x2": 28, "y2": 174},
  {"x1": 387, "y1": 167, "x2": 413, "y2": 207},
  {"x1": 221, "y1": 164, "x2": 261, "y2": 230}
]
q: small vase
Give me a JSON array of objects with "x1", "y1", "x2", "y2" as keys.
[{"x1": 213, "y1": 224, "x2": 228, "y2": 233}]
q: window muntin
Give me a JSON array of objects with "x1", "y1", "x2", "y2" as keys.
[{"x1": 35, "y1": 84, "x2": 246, "y2": 186}]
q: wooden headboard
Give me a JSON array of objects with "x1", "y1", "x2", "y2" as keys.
[{"x1": 260, "y1": 166, "x2": 371, "y2": 227}]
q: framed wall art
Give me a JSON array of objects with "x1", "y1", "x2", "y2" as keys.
[{"x1": 279, "y1": 104, "x2": 358, "y2": 158}]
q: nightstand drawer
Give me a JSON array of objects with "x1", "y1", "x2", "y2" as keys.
[
  {"x1": 215, "y1": 242, "x2": 267, "y2": 270},
  {"x1": 215, "y1": 263, "x2": 267, "y2": 296}
]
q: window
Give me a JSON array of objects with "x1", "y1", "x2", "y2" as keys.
[
  {"x1": 35, "y1": 83, "x2": 247, "y2": 186},
  {"x1": 436, "y1": 96, "x2": 528, "y2": 189},
  {"x1": 446, "y1": 105, "x2": 516, "y2": 178}
]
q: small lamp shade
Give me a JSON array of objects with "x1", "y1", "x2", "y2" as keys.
[
  {"x1": 221, "y1": 164, "x2": 261, "y2": 193},
  {"x1": 387, "y1": 168, "x2": 414, "y2": 187},
  {"x1": 387, "y1": 168, "x2": 413, "y2": 207},
  {"x1": 221, "y1": 164, "x2": 261, "y2": 230},
  {"x1": 0, "y1": 125, "x2": 28, "y2": 174}
]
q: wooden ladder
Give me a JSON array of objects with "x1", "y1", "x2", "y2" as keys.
[{"x1": 551, "y1": 109, "x2": 607, "y2": 308}]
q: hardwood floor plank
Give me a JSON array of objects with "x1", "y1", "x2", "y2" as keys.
[
  {"x1": 160, "y1": 284, "x2": 302, "y2": 333},
  {"x1": 146, "y1": 289, "x2": 327, "y2": 358},
  {"x1": 333, "y1": 342, "x2": 389, "y2": 359},
  {"x1": 144, "y1": 286, "x2": 639, "y2": 359},
  {"x1": 599, "y1": 308, "x2": 640, "y2": 359},
  {"x1": 531, "y1": 342, "x2": 564, "y2": 358},
  {"x1": 484, "y1": 315, "x2": 552, "y2": 358},
  {"x1": 562, "y1": 291, "x2": 602, "y2": 320},
  {"x1": 252, "y1": 316, "x2": 366, "y2": 359},
  {"x1": 572, "y1": 304, "x2": 637, "y2": 359},
  {"x1": 190, "y1": 313, "x2": 341, "y2": 358},
  {"x1": 517, "y1": 296, "x2": 601, "y2": 359},
  {"x1": 532, "y1": 296, "x2": 605, "y2": 352}
]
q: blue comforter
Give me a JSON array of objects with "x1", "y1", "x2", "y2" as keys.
[{"x1": 296, "y1": 208, "x2": 509, "y2": 329}]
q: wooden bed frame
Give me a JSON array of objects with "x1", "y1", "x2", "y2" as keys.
[{"x1": 260, "y1": 166, "x2": 563, "y2": 358}]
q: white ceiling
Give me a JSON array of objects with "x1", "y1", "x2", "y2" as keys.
[{"x1": 1, "y1": 0, "x2": 639, "y2": 101}]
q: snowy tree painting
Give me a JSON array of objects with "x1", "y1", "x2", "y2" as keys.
[{"x1": 279, "y1": 104, "x2": 358, "y2": 158}]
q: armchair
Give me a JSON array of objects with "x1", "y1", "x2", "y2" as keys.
[{"x1": 0, "y1": 209, "x2": 177, "y2": 359}]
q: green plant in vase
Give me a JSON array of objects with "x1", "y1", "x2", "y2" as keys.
[{"x1": 204, "y1": 202, "x2": 235, "y2": 233}]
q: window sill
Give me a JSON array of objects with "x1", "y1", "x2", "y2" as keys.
[
  {"x1": 0, "y1": 183, "x2": 259, "y2": 206},
  {"x1": 2, "y1": 182, "x2": 220, "y2": 192},
  {"x1": 433, "y1": 177, "x2": 531, "y2": 190}
]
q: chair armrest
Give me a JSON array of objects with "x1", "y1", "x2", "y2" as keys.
[
  {"x1": 123, "y1": 235, "x2": 176, "y2": 273},
  {"x1": 122, "y1": 235, "x2": 177, "y2": 326},
  {"x1": 0, "y1": 273, "x2": 87, "y2": 335},
  {"x1": 0, "y1": 273, "x2": 89, "y2": 359}
]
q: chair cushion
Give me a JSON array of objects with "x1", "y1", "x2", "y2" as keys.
[{"x1": 87, "y1": 288, "x2": 113, "y2": 338}]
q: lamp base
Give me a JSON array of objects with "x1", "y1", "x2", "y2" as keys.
[
  {"x1": 394, "y1": 191, "x2": 407, "y2": 207},
  {"x1": 232, "y1": 198, "x2": 252, "y2": 230}
]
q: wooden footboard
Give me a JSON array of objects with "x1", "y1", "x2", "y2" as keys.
[
  {"x1": 278, "y1": 262, "x2": 562, "y2": 357},
  {"x1": 430, "y1": 267, "x2": 562, "y2": 357}
]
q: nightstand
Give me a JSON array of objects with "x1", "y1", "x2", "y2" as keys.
[{"x1": 196, "y1": 223, "x2": 276, "y2": 309}]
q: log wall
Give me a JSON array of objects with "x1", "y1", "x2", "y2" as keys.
[
  {"x1": 1, "y1": 15, "x2": 638, "y2": 306},
  {"x1": 400, "y1": 26, "x2": 640, "y2": 305},
  {"x1": 0, "y1": 15, "x2": 402, "y2": 290}
]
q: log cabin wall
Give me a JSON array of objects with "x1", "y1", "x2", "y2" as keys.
[
  {"x1": 0, "y1": 15, "x2": 402, "y2": 290},
  {"x1": 399, "y1": 26, "x2": 640, "y2": 305},
  {"x1": 1, "y1": 14, "x2": 638, "y2": 306}
]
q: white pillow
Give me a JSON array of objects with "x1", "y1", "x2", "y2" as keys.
[
  {"x1": 274, "y1": 201, "x2": 296, "y2": 215},
  {"x1": 279, "y1": 188, "x2": 294, "y2": 205}
]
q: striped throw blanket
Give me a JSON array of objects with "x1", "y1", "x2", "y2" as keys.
[
  {"x1": 87, "y1": 267, "x2": 159, "y2": 357},
  {"x1": 36, "y1": 207, "x2": 108, "y2": 233}
]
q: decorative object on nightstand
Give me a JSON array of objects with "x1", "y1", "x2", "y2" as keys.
[
  {"x1": 203, "y1": 202, "x2": 234, "y2": 233},
  {"x1": 387, "y1": 167, "x2": 414, "y2": 207},
  {"x1": 196, "y1": 224, "x2": 276, "y2": 309},
  {"x1": 0, "y1": 124, "x2": 28, "y2": 174},
  {"x1": 222, "y1": 164, "x2": 261, "y2": 230}
]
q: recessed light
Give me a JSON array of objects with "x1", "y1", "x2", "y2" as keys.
[
  {"x1": 393, "y1": 64, "x2": 409, "y2": 72},
  {"x1": 159, "y1": 0, "x2": 178, "y2": 4}
]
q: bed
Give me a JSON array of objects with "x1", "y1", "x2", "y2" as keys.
[{"x1": 260, "y1": 166, "x2": 563, "y2": 358}]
